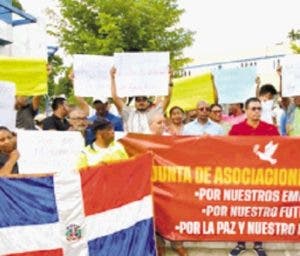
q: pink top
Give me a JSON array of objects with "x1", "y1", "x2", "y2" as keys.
[{"x1": 223, "y1": 113, "x2": 246, "y2": 125}]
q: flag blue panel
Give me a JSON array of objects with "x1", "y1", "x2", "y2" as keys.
[
  {"x1": 88, "y1": 218, "x2": 156, "y2": 256},
  {"x1": 0, "y1": 176, "x2": 59, "y2": 228}
]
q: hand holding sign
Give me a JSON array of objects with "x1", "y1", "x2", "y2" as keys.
[
  {"x1": 282, "y1": 55, "x2": 300, "y2": 97},
  {"x1": 73, "y1": 54, "x2": 113, "y2": 98}
]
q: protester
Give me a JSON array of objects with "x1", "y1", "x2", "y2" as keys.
[
  {"x1": 68, "y1": 69, "x2": 123, "y2": 131},
  {"x1": 277, "y1": 97, "x2": 290, "y2": 135},
  {"x1": 182, "y1": 100, "x2": 224, "y2": 135},
  {"x1": 257, "y1": 83, "x2": 279, "y2": 125},
  {"x1": 271, "y1": 66, "x2": 293, "y2": 134},
  {"x1": 209, "y1": 103, "x2": 231, "y2": 134},
  {"x1": 77, "y1": 118, "x2": 128, "y2": 170},
  {"x1": 42, "y1": 97, "x2": 70, "y2": 131},
  {"x1": 0, "y1": 127, "x2": 19, "y2": 175},
  {"x1": 15, "y1": 95, "x2": 41, "y2": 130},
  {"x1": 185, "y1": 109, "x2": 197, "y2": 123},
  {"x1": 85, "y1": 98, "x2": 124, "y2": 145},
  {"x1": 110, "y1": 66, "x2": 173, "y2": 133},
  {"x1": 148, "y1": 111, "x2": 167, "y2": 135},
  {"x1": 272, "y1": 65, "x2": 288, "y2": 134},
  {"x1": 68, "y1": 107, "x2": 89, "y2": 134},
  {"x1": 67, "y1": 69, "x2": 124, "y2": 143},
  {"x1": 2, "y1": 50, "x2": 298, "y2": 256},
  {"x1": 146, "y1": 113, "x2": 187, "y2": 256},
  {"x1": 90, "y1": 99, "x2": 123, "y2": 130},
  {"x1": 166, "y1": 106, "x2": 185, "y2": 135},
  {"x1": 229, "y1": 97, "x2": 279, "y2": 136},
  {"x1": 228, "y1": 97, "x2": 279, "y2": 256},
  {"x1": 223, "y1": 103, "x2": 246, "y2": 125}
]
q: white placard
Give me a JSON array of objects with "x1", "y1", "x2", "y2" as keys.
[
  {"x1": 17, "y1": 131, "x2": 84, "y2": 174},
  {"x1": 74, "y1": 54, "x2": 113, "y2": 98},
  {"x1": 0, "y1": 81, "x2": 16, "y2": 130},
  {"x1": 0, "y1": 81, "x2": 15, "y2": 108},
  {"x1": 114, "y1": 52, "x2": 169, "y2": 97},
  {"x1": 0, "y1": 109, "x2": 16, "y2": 131},
  {"x1": 282, "y1": 55, "x2": 300, "y2": 97}
]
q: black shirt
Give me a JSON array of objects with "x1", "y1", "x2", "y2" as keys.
[
  {"x1": 0, "y1": 153, "x2": 19, "y2": 174},
  {"x1": 42, "y1": 114, "x2": 70, "y2": 131}
]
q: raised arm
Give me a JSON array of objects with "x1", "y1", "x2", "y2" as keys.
[
  {"x1": 32, "y1": 96, "x2": 41, "y2": 111},
  {"x1": 277, "y1": 65, "x2": 282, "y2": 97},
  {"x1": 68, "y1": 69, "x2": 90, "y2": 116},
  {"x1": 110, "y1": 67, "x2": 125, "y2": 113},
  {"x1": 255, "y1": 76, "x2": 261, "y2": 98},
  {"x1": 75, "y1": 96, "x2": 90, "y2": 116}
]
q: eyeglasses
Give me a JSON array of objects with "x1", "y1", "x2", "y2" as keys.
[
  {"x1": 70, "y1": 117, "x2": 87, "y2": 120},
  {"x1": 249, "y1": 107, "x2": 262, "y2": 111},
  {"x1": 198, "y1": 107, "x2": 211, "y2": 112},
  {"x1": 211, "y1": 109, "x2": 222, "y2": 114},
  {"x1": 135, "y1": 97, "x2": 148, "y2": 102}
]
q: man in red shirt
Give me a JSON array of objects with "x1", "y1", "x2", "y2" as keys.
[
  {"x1": 229, "y1": 97, "x2": 279, "y2": 136},
  {"x1": 229, "y1": 97, "x2": 279, "y2": 256}
]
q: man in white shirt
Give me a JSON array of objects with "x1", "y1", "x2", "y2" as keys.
[{"x1": 110, "y1": 67, "x2": 172, "y2": 133}]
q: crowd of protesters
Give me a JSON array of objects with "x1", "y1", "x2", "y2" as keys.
[{"x1": 1, "y1": 64, "x2": 300, "y2": 256}]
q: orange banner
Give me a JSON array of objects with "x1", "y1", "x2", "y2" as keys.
[{"x1": 121, "y1": 134, "x2": 300, "y2": 242}]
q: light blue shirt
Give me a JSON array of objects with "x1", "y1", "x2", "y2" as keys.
[
  {"x1": 279, "y1": 111, "x2": 287, "y2": 136},
  {"x1": 182, "y1": 119, "x2": 225, "y2": 136}
]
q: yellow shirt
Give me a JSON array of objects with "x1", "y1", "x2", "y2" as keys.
[{"x1": 77, "y1": 141, "x2": 128, "y2": 170}]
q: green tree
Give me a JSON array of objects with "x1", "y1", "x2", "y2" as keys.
[
  {"x1": 51, "y1": 0, "x2": 194, "y2": 70},
  {"x1": 38, "y1": 55, "x2": 69, "y2": 112},
  {"x1": 48, "y1": 55, "x2": 67, "y2": 97},
  {"x1": 12, "y1": 0, "x2": 23, "y2": 10},
  {"x1": 288, "y1": 29, "x2": 300, "y2": 53}
]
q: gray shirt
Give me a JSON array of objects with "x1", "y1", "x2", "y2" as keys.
[{"x1": 16, "y1": 103, "x2": 37, "y2": 130}]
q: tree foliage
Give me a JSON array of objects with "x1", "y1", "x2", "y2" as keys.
[
  {"x1": 48, "y1": 55, "x2": 68, "y2": 97},
  {"x1": 12, "y1": 0, "x2": 23, "y2": 10},
  {"x1": 51, "y1": 0, "x2": 194, "y2": 70},
  {"x1": 288, "y1": 29, "x2": 300, "y2": 53},
  {"x1": 39, "y1": 55, "x2": 71, "y2": 111}
]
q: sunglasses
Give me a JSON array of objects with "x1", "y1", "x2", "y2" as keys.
[
  {"x1": 249, "y1": 107, "x2": 262, "y2": 111},
  {"x1": 198, "y1": 107, "x2": 211, "y2": 112},
  {"x1": 135, "y1": 97, "x2": 148, "y2": 102}
]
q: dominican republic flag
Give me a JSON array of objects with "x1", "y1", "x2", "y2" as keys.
[{"x1": 0, "y1": 153, "x2": 156, "y2": 256}]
